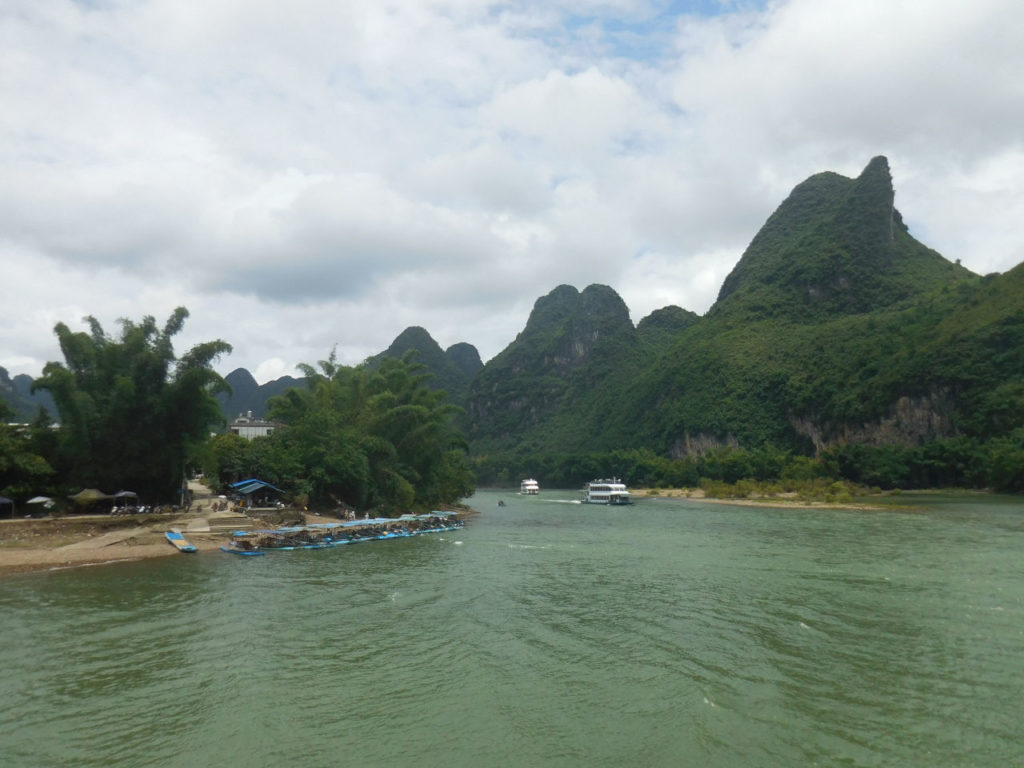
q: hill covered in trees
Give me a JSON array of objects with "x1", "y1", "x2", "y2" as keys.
[
  {"x1": 5, "y1": 156, "x2": 1021, "y2": 498},
  {"x1": 395, "y1": 157, "x2": 1024, "y2": 490}
]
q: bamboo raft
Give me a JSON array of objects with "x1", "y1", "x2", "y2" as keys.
[{"x1": 221, "y1": 512, "x2": 463, "y2": 555}]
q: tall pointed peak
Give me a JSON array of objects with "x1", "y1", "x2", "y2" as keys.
[{"x1": 713, "y1": 156, "x2": 969, "y2": 319}]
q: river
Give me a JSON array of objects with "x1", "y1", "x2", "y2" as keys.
[{"x1": 1, "y1": 490, "x2": 1021, "y2": 767}]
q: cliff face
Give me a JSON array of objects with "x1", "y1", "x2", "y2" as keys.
[{"x1": 789, "y1": 391, "x2": 958, "y2": 453}]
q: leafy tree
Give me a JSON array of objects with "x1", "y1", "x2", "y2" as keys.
[
  {"x1": 32, "y1": 308, "x2": 231, "y2": 501},
  {"x1": 264, "y1": 351, "x2": 473, "y2": 513},
  {"x1": 0, "y1": 402, "x2": 55, "y2": 499}
]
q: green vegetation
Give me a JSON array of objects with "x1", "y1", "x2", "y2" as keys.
[
  {"x1": 30, "y1": 309, "x2": 231, "y2": 502},
  {"x1": 463, "y1": 157, "x2": 1024, "y2": 496},
  {"x1": 204, "y1": 351, "x2": 474, "y2": 514},
  {"x1": 370, "y1": 326, "x2": 481, "y2": 408},
  {"x1": 0, "y1": 401, "x2": 54, "y2": 500},
  {"x1": 471, "y1": 435, "x2": 1024, "y2": 495},
  {"x1": 4, "y1": 156, "x2": 1021, "y2": 508}
]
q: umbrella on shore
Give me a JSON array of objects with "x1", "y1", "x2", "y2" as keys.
[
  {"x1": 68, "y1": 488, "x2": 113, "y2": 504},
  {"x1": 113, "y1": 490, "x2": 138, "y2": 509},
  {"x1": 27, "y1": 496, "x2": 55, "y2": 509}
]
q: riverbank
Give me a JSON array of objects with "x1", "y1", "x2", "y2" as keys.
[
  {"x1": 0, "y1": 503, "x2": 478, "y2": 576},
  {"x1": 630, "y1": 486, "x2": 890, "y2": 510},
  {"x1": 0, "y1": 514, "x2": 251, "y2": 576}
]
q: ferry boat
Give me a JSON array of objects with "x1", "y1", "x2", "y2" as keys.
[
  {"x1": 520, "y1": 478, "x2": 540, "y2": 495},
  {"x1": 581, "y1": 478, "x2": 632, "y2": 505}
]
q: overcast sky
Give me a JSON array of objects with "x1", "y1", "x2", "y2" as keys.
[{"x1": 2, "y1": 0, "x2": 1022, "y2": 383}]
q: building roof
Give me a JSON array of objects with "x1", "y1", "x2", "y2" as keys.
[{"x1": 231, "y1": 478, "x2": 284, "y2": 495}]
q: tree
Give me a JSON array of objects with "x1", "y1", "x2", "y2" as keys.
[
  {"x1": 33, "y1": 308, "x2": 231, "y2": 501},
  {"x1": 0, "y1": 401, "x2": 55, "y2": 499},
  {"x1": 266, "y1": 351, "x2": 474, "y2": 513}
]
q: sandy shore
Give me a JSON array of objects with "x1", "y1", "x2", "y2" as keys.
[
  {"x1": 0, "y1": 501, "x2": 471, "y2": 577},
  {"x1": 0, "y1": 518, "x2": 229, "y2": 576},
  {"x1": 631, "y1": 487, "x2": 887, "y2": 511},
  {"x1": 0, "y1": 539, "x2": 223, "y2": 576},
  {"x1": 0, "y1": 499, "x2": 352, "y2": 576}
]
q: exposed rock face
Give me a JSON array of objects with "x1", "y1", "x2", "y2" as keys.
[
  {"x1": 669, "y1": 432, "x2": 741, "y2": 458},
  {"x1": 790, "y1": 390, "x2": 957, "y2": 453}
]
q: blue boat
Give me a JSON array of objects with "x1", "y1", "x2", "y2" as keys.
[
  {"x1": 220, "y1": 545, "x2": 266, "y2": 557},
  {"x1": 165, "y1": 530, "x2": 198, "y2": 553},
  {"x1": 223, "y1": 512, "x2": 464, "y2": 554}
]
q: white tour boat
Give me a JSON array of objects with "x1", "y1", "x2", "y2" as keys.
[
  {"x1": 520, "y1": 478, "x2": 540, "y2": 495},
  {"x1": 581, "y1": 478, "x2": 632, "y2": 505}
]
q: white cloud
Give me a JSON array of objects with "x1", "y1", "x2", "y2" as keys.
[{"x1": 2, "y1": 0, "x2": 1022, "y2": 383}]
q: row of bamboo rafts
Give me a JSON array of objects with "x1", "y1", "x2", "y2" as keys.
[{"x1": 228, "y1": 513, "x2": 463, "y2": 551}]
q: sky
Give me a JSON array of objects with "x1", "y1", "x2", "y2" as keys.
[{"x1": 2, "y1": 0, "x2": 1022, "y2": 383}]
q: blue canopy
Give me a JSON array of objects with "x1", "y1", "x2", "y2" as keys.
[{"x1": 231, "y1": 479, "x2": 284, "y2": 496}]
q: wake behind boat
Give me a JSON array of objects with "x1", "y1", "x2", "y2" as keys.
[{"x1": 581, "y1": 478, "x2": 632, "y2": 505}]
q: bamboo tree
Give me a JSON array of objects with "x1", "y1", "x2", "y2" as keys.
[{"x1": 33, "y1": 308, "x2": 231, "y2": 501}]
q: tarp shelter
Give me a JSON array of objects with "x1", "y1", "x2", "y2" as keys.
[
  {"x1": 230, "y1": 478, "x2": 284, "y2": 507},
  {"x1": 113, "y1": 490, "x2": 138, "y2": 508},
  {"x1": 0, "y1": 495, "x2": 13, "y2": 519},
  {"x1": 68, "y1": 488, "x2": 113, "y2": 505}
]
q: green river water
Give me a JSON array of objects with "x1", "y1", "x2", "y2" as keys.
[{"x1": 1, "y1": 489, "x2": 1022, "y2": 767}]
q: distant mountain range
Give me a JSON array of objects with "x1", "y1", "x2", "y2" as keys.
[
  {"x1": 0, "y1": 367, "x2": 55, "y2": 422},
  {"x1": 461, "y1": 157, "x2": 1021, "y2": 457},
  {"x1": 7, "y1": 157, "x2": 1022, "y2": 464}
]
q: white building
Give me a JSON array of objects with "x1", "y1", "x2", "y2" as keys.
[{"x1": 229, "y1": 411, "x2": 277, "y2": 440}]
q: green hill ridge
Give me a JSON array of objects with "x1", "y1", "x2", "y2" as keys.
[{"x1": 8, "y1": 156, "x2": 1019, "y2": 492}]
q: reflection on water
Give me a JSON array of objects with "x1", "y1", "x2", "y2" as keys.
[{"x1": 1, "y1": 490, "x2": 1022, "y2": 767}]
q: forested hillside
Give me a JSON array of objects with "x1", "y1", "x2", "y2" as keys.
[
  {"x1": 8, "y1": 156, "x2": 1018, "y2": 495},
  {"x1": 369, "y1": 326, "x2": 481, "y2": 407},
  {"x1": 461, "y1": 157, "x2": 1023, "y2": 489}
]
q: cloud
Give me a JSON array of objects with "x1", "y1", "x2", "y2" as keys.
[{"x1": 2, "y1": 0, "x2": 1022, "y2": 383}]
